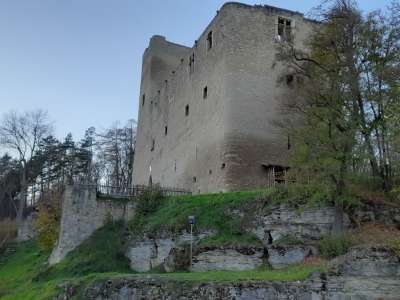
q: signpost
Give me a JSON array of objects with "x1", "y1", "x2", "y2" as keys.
[{"x1": 188, "y1": 215, "x2": 195, "y2": 270}]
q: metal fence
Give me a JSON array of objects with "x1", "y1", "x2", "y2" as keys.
[{"x1": 96, "y1": 184, "x2": 191, "y2": 199}]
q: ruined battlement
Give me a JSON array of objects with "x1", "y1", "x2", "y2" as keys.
[{"x1": 133, "y1": 2, "x2": 316, "y2": 193}]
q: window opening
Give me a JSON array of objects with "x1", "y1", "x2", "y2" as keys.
[
  {"x1": 277, "y1": 17, "x2": 292, "y2": 42},
  {"x1": 207, "y1": 31, "x2": 213, "y2": 50}
]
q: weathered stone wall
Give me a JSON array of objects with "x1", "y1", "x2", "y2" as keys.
[
  {"x1": 133, "y1": 3, "x2": 317, "y2": 193},
  {"x1": 17, "y1": 213, "x2": 37, "y2": 242},
  {"x1": 49, "y1": 185, "x2": 135, "y2": 265}
]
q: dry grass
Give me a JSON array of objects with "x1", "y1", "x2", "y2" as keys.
[
  {"x1": 0, "y1": 219, "x2": 17, "y2": 249},
  {"x1": 349, "y1": 222, "x2": 400, "y2": 246},
  {"x1": 304, "y1": 256, "x2": 328, "y2": 267},
  {"x1": 350, "y1": 184, "x2": 400, "y2": 208}
]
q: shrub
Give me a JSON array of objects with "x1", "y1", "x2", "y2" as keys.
[
  {"x1": 0, "y1": 218, "x2": 17, "y2": 250},
  {"x1": 318, "y1": 234, "x2": 353, "y2": 258},
  {"x1": 34, "y1": 190, "x2": 62, "y2": 251},
  {"x1": 270, "y1": 183, "x2": 333, "y2": 207},
  {"x1": 273, "y1": 234, "x2": 304, "y2": 246},
  {"x1": 387, "y1": 238, "x2": 400, "y2": 257},
  {"x1": 135, "y1": 185, "x2": 165, "y2": 217}
]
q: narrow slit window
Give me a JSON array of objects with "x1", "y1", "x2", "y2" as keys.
[
  {"x1": 142, "y1": 94, "x2": 145, "y2": 106},
  {"x1": 207, "y1": 31, "x2": 213, "y2": 50},
  {"x1": 286, "y1": 74, "x2": 294, "y2": 86},
  {"x1": 189, "y1": 53, "x2": 195, "y2": 74},
  {"x1": 164, "y1": 126, "x2": 168, "y2": 136},
  {"x1": 185, "y1": 104, "x2": 189, "y2": 116},
  {"x1": 203, "y1": 86, "x2": 208, "y2": 99},
  {"x1": 151, "y1": 138, "x2": 155, "y2": 151}
]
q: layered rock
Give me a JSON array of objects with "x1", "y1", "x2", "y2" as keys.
[
  {"x1": 191, "y1": 249, "x2": 264, "y2": 272},
  {"x1": 267, "y1": 245, "x2": 315, "y2": 269},
  {"x1": 249, "y1": 205, "x2": 350, "y2": 245}
]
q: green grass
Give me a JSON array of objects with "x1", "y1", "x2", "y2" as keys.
[
  {"x1": 199, "y1": 232, "x2": 263, "y2": 248},
  {"x1": 157, "y1": 264, "x2": 326, "y2": 282},
  {"x1": 0, "y1": 222, "x2": 133, "y2": 300},
  {"x1": 36, "y1": 221, "x2": 132, "y2": 281},
  {"x1": 130, "y1": 189, "x2": 272, "y2": 236},
  {"x1": 0, "y1": 240, "x2": 57, "y2": 300},
  {"x1": 273, "y1": 235, "x2": 305, "y2": 247},
  {"x1": 0, "y1": 189, "x2": 330, "y2": 299},
  {"x1": 0, "y1": 238, "x2": 326, "y2": 300}
]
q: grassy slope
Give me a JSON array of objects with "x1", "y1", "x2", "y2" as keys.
[
  {"x1": 0, "y1": 241, "x2": 324, "y2": 299},
  {"x1": 0, "y1": 190, "x2": 325, "y2": 299},
  {"x1": 130, "y1": 189, "x2": 273, "y2": 247}
]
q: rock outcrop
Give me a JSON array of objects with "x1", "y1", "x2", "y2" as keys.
[
  {"x1": 249, "y1": 205, "x2": 350, "y2": 245},
  {"x1": 191, "y1": 249, "x2": 264, "y2": 272},
  {"x1": 58, "y1": 245, "x2": 400, "y2": 299},
  {"x1": 267, "y1": 245, "x2": 315, "y2": 269}
]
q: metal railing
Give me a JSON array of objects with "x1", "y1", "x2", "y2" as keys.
[{"x1": 96, "y1": 184, "x2": 191, "y2": 199}]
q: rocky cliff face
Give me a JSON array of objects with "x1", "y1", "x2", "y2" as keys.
[
  {"x1": 125, "y1": 205, "x2": 349, "y2": 272},
  {"x1": 55, "y1": 245, "x2": 400, "y2": 300}
]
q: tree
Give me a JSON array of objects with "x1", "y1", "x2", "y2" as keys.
[
  {"x1": 0, "y1": 110, "x2": 52, "y2": 222},
  {"x1": 95, "y1": 120, "x2": 136, "y2": 187},
  {"x1": 0, "y1": 154, "x2": 20, "y2": 219},
  {"x1": 277, "y1": 0, "x2": 400, "y2": 232}
]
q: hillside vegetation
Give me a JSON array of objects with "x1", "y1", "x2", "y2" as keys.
[{"x1": 0, "y1": 190, "x2": 328, "y2": 300}]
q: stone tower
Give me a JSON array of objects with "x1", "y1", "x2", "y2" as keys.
[{"x1": 132, "y1": 2, "x2": 316, "y2": 193}]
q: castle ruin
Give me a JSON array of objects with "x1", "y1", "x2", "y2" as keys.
[{"x1": 133, "y1": 2, "x2": 316, "y2": 193}]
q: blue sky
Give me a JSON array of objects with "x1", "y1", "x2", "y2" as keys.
[{"x1": 0, "y1": 0, "x2": 392, "y2": 141}]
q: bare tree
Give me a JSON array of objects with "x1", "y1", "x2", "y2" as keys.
[
  {"x1": 95, "y1": 120, "x2": 136, "y2": 187},
  {"x1": 0, "y1": 110, "x2": 52, "y2": 222}
]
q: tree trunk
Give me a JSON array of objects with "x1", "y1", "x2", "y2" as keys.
[{"x1": 16, "y1": 164, "x2": 27, "y2": 224}]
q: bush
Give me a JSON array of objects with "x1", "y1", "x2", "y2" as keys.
[
  {"x1": 0, "y1": 218, "x2": 17, "y2": 250},
  {"x1": 270, "y1": 183, "x2": 333, "y2": 207},
  {"x1": 387, "y1": 238, "x2": 400, "y2": 257},
  {"x1": 135, "y1": 185, "x2": 165, "y2": 217},
  {"x1": 273, "y1": 234, "x2": 304, "y2": 246},
  {"x1": 319, "y1": 234, "x2": 353, "y2": 258},
  {"x1": 34, "y1": 190, "x2": 62, "y2": 251}
]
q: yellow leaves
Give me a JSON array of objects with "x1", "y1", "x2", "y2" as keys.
[{"x1": 34, "y1": 191, "x2": 62, "y2": 251}]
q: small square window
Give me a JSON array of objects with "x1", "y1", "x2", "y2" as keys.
[
  {"x1": 203, "y1": 86, "x2": 208, "y2": 99},
  {"x1": 185, "y1": 104, "x2": 189, "y2": 116}
]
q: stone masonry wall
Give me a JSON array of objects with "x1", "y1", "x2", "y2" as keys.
[
  {"x1": 49, "y1": 184, "x2": 135, "y2": 265},
  {"x1": 133, "y1": 3, "x2": 318, "y2": 193}
]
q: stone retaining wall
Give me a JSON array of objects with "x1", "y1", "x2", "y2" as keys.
[{"x1": 49, "y1": 184, "x2": 135, "y2": 265}]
